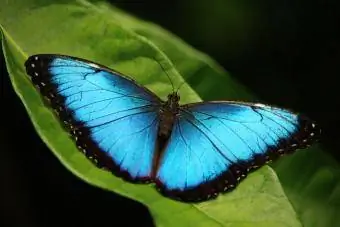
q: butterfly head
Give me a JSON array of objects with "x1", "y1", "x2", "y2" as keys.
[
  {"x1": 167, "y1": 92, "x2": 180, "y2": 101},
  {"x1": 165, "y1": 92, "x2": 180, "y2": 112}
]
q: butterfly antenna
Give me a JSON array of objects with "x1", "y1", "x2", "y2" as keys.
[
  {"x1": 152, "y1": 57, "x2": 175, "y2": 93},
  {"x1": 176, "y1": 80, "x2": 186, "y2": 93}
]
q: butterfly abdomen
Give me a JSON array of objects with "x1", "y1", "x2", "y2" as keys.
[{"x1": 158, "y1": 110, "x2": 176, "y2": 138}]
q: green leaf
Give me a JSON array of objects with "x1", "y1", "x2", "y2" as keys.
[
  {"x1": 273, "y1": 148, "x2": 340, "y2": 227},
  {"x1": 1, "y1": 1, "x2": 338, "y2": 226}
]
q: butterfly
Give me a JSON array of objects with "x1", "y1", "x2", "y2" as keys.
[{"x1": 25, "y1": 54, "x2": 320, "y2": 202}]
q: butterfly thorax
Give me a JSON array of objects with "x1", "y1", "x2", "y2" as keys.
[{"x1": 158, "y1": 92, "x2": 180, "y2": 140}]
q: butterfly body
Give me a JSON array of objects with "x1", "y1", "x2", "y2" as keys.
[
  {"x1": 25, "y1": 54, "x2": 320, "y2": 202},
  {"x1": 158, "y1": 93, "x2": 180, "y2": 139}
]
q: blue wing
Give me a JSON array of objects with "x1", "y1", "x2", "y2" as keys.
[
  {"x1": 25, "y1": 54, "x2": 161, "y2": 182},
  {"x1": 156, "y1": 101, "x2": 319, "y2": 201}
]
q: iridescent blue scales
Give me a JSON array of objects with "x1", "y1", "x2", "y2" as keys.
[{"x1": 25, "y1": 54, "x2": 320, "y2": 202}]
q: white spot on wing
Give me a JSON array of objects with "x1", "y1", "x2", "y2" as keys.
[
  {"x1": 254, "y1": 103, "x2": 266, "y2": 108},
  {"x1": 88, "y1": 62, "x2": 100, "y2": 69}
]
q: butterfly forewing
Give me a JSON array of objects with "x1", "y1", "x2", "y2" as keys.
[{"x1": 25, "y1": 54, "x2": 162, "y2": 182}]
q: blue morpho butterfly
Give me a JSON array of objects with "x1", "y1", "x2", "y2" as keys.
[{"x1": 25, "y1": 54, "x2": 320, "y2": 202}]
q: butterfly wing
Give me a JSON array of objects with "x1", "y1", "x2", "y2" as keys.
[
  {"x1": 156, "y1": 101, "x2": 320, "y2": 201},
  {"x1": 25, "y1": 54, "x2": 162, "y2": 182}
]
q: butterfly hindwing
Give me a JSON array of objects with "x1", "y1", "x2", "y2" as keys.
[
  {"x1": 25, "y1": 54, "x2": 162, "y2": 182},
  {"x1": 156, "y1": 101, "x2": 319, "y2": 201}
]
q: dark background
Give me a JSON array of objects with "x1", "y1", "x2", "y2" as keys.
[{"x1": 1, "y1": 1, "x2": 339, "y2": 227}]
